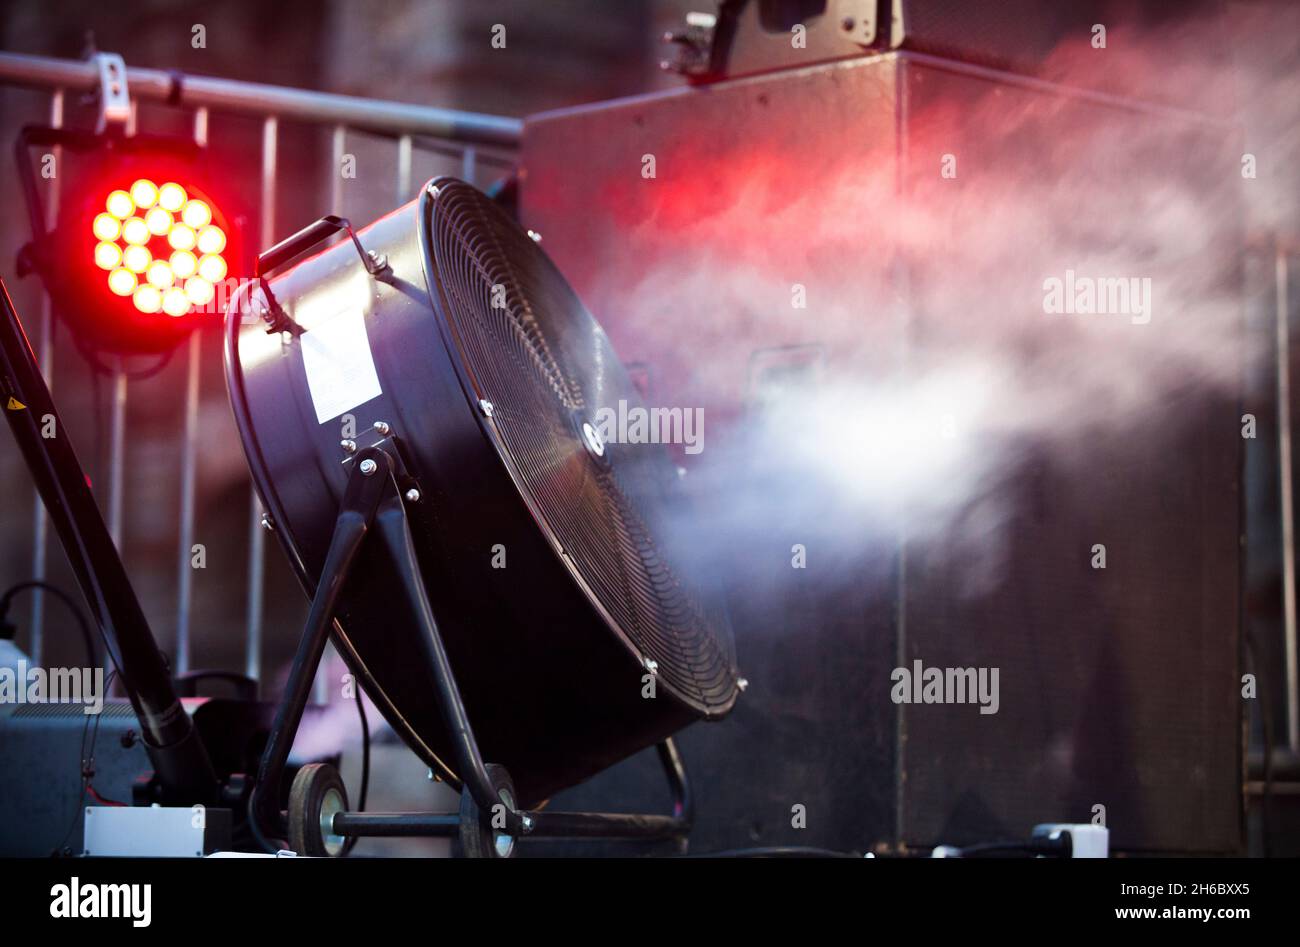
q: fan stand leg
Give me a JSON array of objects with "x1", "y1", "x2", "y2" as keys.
[
  {"x1": 249, "y1": 443, "x2": 697, "y2": 853},
  {"x1": 369, "y1": 476, "x2": 527, "y2": 829},
  {"x1": 246, "y1": 448, "x2": 395, "y2": 852},
  {"x1": 369, "y1": 474, "x2": 698, "y2": 844}
]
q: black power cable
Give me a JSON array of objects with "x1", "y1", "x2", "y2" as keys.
[
  {"x1": 54, "y1": 669, "x2": 119, "y2": 856},
  {"x1": 682, "y1": 846, "x2": 863, "y2": 858},
  {"x1": 342, "y1": 693, "x2": 370, "y2": 856},
  {"x1": 0, "y1": 580, "x2": 97, "y2": 667},
  {"x1": 944, "y1": 833, "x2": 1073, "y2": 858},
  {"x1": 1244, "y1": 627, "x2": 1274, "y2": 858}
]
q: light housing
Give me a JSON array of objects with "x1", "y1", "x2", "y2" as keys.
[{"x1": 16, "y1": 131, "x2": 243, "y2": 355}]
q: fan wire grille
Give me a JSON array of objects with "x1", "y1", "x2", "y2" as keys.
[{"x1": 426, "y1": 180, "x2": 736, "y2": 711}]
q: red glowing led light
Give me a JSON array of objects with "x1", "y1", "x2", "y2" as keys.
[{"x1": 94, "y1": 178, "x2": 226, "y2": 318}]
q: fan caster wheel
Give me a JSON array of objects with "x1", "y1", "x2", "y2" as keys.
[
  {"x1": 456, "y1": 764, "x2": 520, "y2": 858},
  {"x1": 288, "y1": 763, "x2": 349, "y2": 857}
]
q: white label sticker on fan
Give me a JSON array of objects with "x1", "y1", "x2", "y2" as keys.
[{"x1": 299, "y1": 308, "x2": 383, "y2": 424}]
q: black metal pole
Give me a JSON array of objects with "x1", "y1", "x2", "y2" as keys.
[
  {"x1": 0, "y1": 278, "x2": 217, "y2": 804},
  {"x1": 331, "y1": 813, "x2": 460, "y2": 837},
  {"x1": 372, "y1": 483, "x2": 521, "y2": 828},
  {"x1": 330, "y1": 737, "x2": 693, "y2": 842}
]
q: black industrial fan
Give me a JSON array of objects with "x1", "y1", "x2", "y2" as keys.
[{"x1": 224, "y1": 177, "x2": 739, "y2": 855}]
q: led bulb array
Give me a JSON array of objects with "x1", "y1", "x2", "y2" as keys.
[{"x1": 94, "y1": 179, "x2": 226, "y2": 317}]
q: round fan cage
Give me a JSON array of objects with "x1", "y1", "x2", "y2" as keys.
[{"x1": 423, "y1": 179, "x2": 737, "y2": 713}]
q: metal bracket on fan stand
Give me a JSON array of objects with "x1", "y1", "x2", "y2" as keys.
[{"x1": 247, "y1": 444, "x2": 694, "y2": 855}]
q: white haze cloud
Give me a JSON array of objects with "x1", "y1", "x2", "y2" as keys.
[{"x1": 595, "y1": 10, "x2": 1296, "y2": 591}]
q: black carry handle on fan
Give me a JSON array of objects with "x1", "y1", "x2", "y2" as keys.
[
  {"x1": 253, "y1": 215, "x2": 391, "y2": 334},
  {"x1": 256, "y1": 215, "x2": 391, "y2": 279}
]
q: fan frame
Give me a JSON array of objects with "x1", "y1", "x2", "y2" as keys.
[{"x1": 225, "y1": 177, "x2": 737, "y2": 808}]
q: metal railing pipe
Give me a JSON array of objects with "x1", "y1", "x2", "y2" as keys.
[{"x1": 0, "y1": 51, "x2": 522, "y2": 147}]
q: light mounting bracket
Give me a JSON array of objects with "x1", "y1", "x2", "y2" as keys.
[{"x1": 92, "y1": 52, "x2": 131, "y2": 134}]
